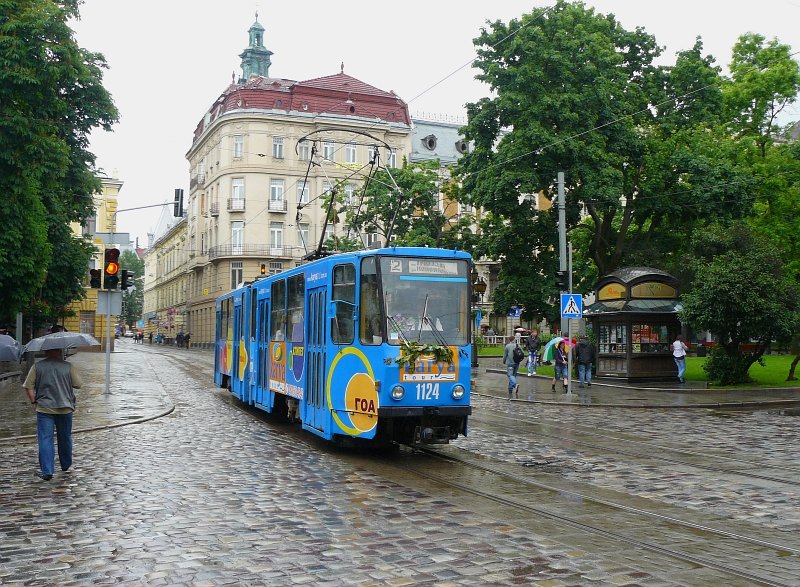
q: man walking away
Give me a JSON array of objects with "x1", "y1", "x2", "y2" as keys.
[
  {"x1": 503, "y1": 335, "x2": 522, "y2": 399},
  {"x1": 573, "y1": 335, "x2": 595, "y2": 388},
  {"x1": 23, "y1": 349, "x2": 83, "y2": 480},
  {"x1": 526, "y1": 329, "x2": 541, "y2": 376}
]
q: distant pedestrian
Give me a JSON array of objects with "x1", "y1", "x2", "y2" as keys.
[
  {"x1": 176, "y1": 332, "x2": 184, "y2": 348},
  {"x1": 525, "y1": 329, "x2": 541, "y2": 376},
  {"x1": 23, "y1": 349, "x2": 83, "y2": 481},
  {"x1": 572, "y1": 335, "x2": 595, "y2": 388},
  {"x1": 552, "y1": 340, "x2": 568, "y2": 392},
  {"x1": 673, "y1": 334, "x2": 688, "y2": 383},
  {"x1": 183, "y1": 333, "x2": 190, "y2": 349},
  {"x1": 503, "y1": 335, "x2": 523, "y2": 399},
  {"x1": 148, "y1": 332, "x2": 153, "y2": 344}
]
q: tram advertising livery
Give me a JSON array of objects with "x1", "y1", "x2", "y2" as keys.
[{"x1": 214, "y1": 247, "x2": 473, "y2": 446}]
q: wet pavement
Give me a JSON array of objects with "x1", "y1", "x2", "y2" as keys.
[{"x1": 1, "y1": 341, "x2": 799, "y2": 585}]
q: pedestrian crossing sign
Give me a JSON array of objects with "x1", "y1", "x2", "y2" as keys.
[{"x1": 560, "y1": 293, "x2": 583, "y2": 319}]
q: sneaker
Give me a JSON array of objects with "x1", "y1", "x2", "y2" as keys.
[
  {"x1": 34, "y1": 472, "x2": 53, "y2": 481},
  {"x1": 551, "y1": 384, "x2": 556, "y2": 392},
  {"x1": 61, "y1": 467, "x2": 72, "y2": 474},
  {"x1": 587, "y1": 382, "x2": 592, "y2": 387},
  {"x1": 527, "y1": 372, "x2": 532, "y2": 377}
]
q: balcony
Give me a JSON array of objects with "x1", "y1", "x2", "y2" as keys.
[
  {"x1": 268, "y1": 199, "x2": 288, "y2": 212},
  {"x1": 227, "y1": 198, "x2": 245, "y2": 212},
  {"x1": 210, "y1": 202, "x2": 219, "y2": 216},
  {"x1": 208, "y1": 244, "x2": 294, "y2": 260}
]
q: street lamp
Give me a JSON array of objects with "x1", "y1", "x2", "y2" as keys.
[{"x1": 471, "y1": 268, "x2": 487, "y2": 368}]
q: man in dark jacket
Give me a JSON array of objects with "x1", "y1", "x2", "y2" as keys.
[
  {"x1": 525, "y1": 329, "x2": 542, "y2": 376},
  {"x1": 23, "y1": 349, "x2": 83, "y2": 480},
  {"x1": 572, "y1": 335, "x2": 596, "y2": 388}
]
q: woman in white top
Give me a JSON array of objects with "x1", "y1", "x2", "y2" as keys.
[{"x1": 672, "y1": 334, "x2": 688, "y2": 383}]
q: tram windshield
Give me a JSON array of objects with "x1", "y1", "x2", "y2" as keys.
[{"x1": 379, "y1": 257, "x2": 470, "y2": 346}]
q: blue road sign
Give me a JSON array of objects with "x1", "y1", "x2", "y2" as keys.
[{"x1": 560, "y1": 293, "x2": 583, "y2": 319}]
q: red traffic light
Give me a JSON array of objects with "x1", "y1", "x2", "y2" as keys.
[
  {"x1": 89, "y1": 269, "x2": 102, "y2": 288},
  {"x1": 260, "y1": 263, "x2": 266, "y2": 275}
]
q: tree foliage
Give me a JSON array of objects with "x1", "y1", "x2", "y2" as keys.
[
  {"x1": 0, "y1": 0, "x2": 117, "y2": 328},
  {"x1": 680, "y1": 223, "x2": 799, "y2": 384},
  {"x1": 455, "y1": 2, "x2": 752, "y2": 322}
]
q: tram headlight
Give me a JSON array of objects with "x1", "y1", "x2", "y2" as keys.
[
  {"x1": 451, "y1": 384, "x2": 465, "y2": 400},
  {"x1": 391, "y1": 385, "x2": 405, "y2": 400}
]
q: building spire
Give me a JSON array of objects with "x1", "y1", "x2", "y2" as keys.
[{"x1": 238, "y1": 15, "x2": 273, "y2": 83}]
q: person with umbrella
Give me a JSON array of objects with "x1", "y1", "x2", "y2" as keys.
[
  {"x1": 551, "y1": 340, "x2": 569, "y2": 393},
  {"x1": 22, "y1": 334, "x2": 91, "y2": 480}
]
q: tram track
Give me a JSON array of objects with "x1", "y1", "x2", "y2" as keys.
[
  {"x1": 399, "y1": 445, "x2": 800, "y2": 586},
  {"x1": 473, "y1": 395, "x2": 800, "y2": 486}
]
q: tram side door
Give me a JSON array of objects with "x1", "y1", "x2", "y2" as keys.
[
  {"x1": 254, "y1": 294, "x2": 270, "y2": 408},
  {"x1": 231, "y1": 294, "x2": 245, "y2": 401},
  {"x1": 304, "y1": 286, "x2": 327, "y2": 434}
]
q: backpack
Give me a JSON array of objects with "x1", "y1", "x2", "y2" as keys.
[{"x1": 512, "y1": 344, "x2": 525, "y2": 364}]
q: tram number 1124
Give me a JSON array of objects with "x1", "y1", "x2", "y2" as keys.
[{"x1": 416, "y1": 382, "x2": 440, "y2": 400}]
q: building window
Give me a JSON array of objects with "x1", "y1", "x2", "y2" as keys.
[
  {"x1": 270, "y1": 221, "x2": 284, "y2": 254},
  {"x1": 345, "y1": 143, "x2": 356, "y2": 163},
  {"x1": 322, "y1": 180, "x2": 333, "y2": 197},
  {"x1": 269, "y1": 261, "x2": 283, "y2": 275},
  {"x1": 344, "y1": 184, "x2": 356, "y2": 206},
  {"x1": 270, "y1": 179, "x2": 285, "y2": 206},
  {"x1": 231, "y1": 178, "x2": 245, "y2": 210},
  {"x1": 233, "y1": 135, "x2": 243, "y2": 159},
  {"x1": 230, "y1": 261, "x2": 243, "y2": 289},
  {"x1": 231, "y1": 221, "x2": 244, "y2": 255},
  {"x1": 297, "y1": 180, "x2": 309, "y2": 205},
  {"x1": 272, "y1": 136, "x2": 284, "y2": 159},
  {"x1": 366, "y1": 232, "x2": 380, "y2": 247},
  {"x1": 367, "y1": 145, "x2": 377, "y2": 164},
  {"x1": 324, "y1": 223, "x2": 334, "y2": 243},
  {"x1": 386, "y1": 148, "x2": 397, "y2": 168},
  {"x1": 298, "y1": 141, "x2": 310, "y2": 161},
  {"x1": 297, "y1": 223, "x2": 309, "y2": 248},
  {"x1": 322, "y1": 141, "x2": 335, "y2": 161}
]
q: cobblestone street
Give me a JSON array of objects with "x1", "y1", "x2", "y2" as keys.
[{"x1": 1, "y1": 341, "x2": 799, "y2": 585}]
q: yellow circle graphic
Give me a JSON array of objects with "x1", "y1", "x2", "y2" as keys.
[
  {"x1": 326, "y1": 347, "x2": 376, "y2": 436},
  {"x1": 345, "y1": 372, "x2": 378, "y2": 432}
]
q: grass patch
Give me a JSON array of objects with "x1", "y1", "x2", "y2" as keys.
[{"x1": 478, "y1": 346, "x2": 799, "y2": 387}]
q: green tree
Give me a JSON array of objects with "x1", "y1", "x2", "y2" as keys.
[
  {"x1": 119, "y1": 250, "x2": 144, "y2": 329},
  {"x1": 345, "y1": 159, "x2": 455, "y2": 248},
  {"x1": 456, "y1": 2, "x2": 750, "y2": 322},
  {"x1": 0, "y1": 0, "x2": 117, "y2": 328},
  {"x1": 680, "y1": 223, "x2": 799, "y2": 385}
]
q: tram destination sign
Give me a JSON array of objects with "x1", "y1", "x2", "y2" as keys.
[{"x1": 408, "y1": 260, "x2": 459, "y2": 275}]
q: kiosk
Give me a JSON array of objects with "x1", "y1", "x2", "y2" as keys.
[{"x1": 583, "y1": 268, "x2": 682, "y2": 381}]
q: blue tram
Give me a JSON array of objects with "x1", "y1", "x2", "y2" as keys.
[{"x1": 214, "y1": 247, "x2": 473, "y2": 446}]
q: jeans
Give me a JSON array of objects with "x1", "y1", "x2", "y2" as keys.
[
  {"x1": 527, "y1": 351, "x2": 539, "y2": 373},
  {"x1": 37, "y1": 412, "x2": 73, "y2": 476},
  {"x1": 674, "y1": 357, "x2": 686, "y2": 381},
  {"x1": 577, "y1": 363, "x2": 592, "y2": 384},
  {"x1": 506, "y1": 364, "x2": 519, "y2": 394},
  {"x1": 554, "y1": 364, "x2": 568, "y2": 381}
]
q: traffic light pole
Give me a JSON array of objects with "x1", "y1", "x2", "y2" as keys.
[
  {"x1": 105, "y1": 298, "x2": 111, "y2": 394},
  {"x1": 567, "y1": 242, "x2": 573, "y2": 395},
  {"x1": 557, "y1": 172, "x2": 568, "y2": 336}
]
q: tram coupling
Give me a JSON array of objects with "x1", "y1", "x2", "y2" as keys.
[{"x1": 414, "y1": 425, "x2": 452, "y2": 445}]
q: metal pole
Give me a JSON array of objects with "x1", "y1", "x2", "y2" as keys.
[
  {"x1": 558, "y1": 172, "x2": 567, "y2": 336},
  {"x1": 566, "y1": 242, "x2": 573, "y2": 394},
  {"x1": 104, "y1": 294, "x2": 111, "y2": 394}
]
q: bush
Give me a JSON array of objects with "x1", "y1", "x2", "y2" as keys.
[{"x1": 703, "y1": 348, "x2": 762, "y2": 385}]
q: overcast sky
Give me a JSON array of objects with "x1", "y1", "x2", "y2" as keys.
[{"x1": 70, "y1": 0, "x2": 800, "y2": 246}]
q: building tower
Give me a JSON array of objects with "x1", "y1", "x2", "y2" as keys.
[{"x1": 238, "y1": 14, "x2": 272, "y2": 82}]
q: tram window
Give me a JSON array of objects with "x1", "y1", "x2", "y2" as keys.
[
  {"x1": 271, "y1": 280, "x2": 286, "y2": 340},
  {"x1": 360, "y1": 257, "x2": 382, "y2": 345},
  {"x1": 332, "y1": 264, "x2": 355, "y2": 344},
  {"x1": 287, "y1": 274, "x2": 305, "y2": 343}
]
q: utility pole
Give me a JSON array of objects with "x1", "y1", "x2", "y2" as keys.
[{"x1": 557, "y1": 172, "x2": 567, "y2": 336}]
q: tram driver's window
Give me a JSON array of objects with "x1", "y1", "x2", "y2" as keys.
[
  {"x1": 360, "y1": 257, "x2": 382, "y2": 345},
  {"x1": 271, "y1": 280, "x2": 286, "y2": 341},
  {"x1": 332, "y1": 264, "x2": 355, "y2": 344},
  {"x1": 287, "y1": 274, "x2": 305, "y2": 343}
]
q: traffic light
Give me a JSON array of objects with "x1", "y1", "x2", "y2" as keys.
[
  {"x1": 89, "y1": 268, "x2": 102, "y2": 288},
  {"x1": 260, "y1": 263, "x2": 266, "y2": 276},
  {"x1": 555, "y1": 270, "x2": 568, "y2": 291},
  {"x1": 120, "y1": 269, "x2": 135, "y2": 290},
  {"x1": 174, "y1": 188, "x2": 184, "y2": 217},
  {"x1": 103, "y1": 248, "x2": 120, "y2": 289}
]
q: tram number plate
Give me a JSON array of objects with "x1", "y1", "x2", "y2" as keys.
[{"x1": 415, "y1": 382, "x2": 440, "y2": 400}]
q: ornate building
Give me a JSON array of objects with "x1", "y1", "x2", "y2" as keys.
[{"x1": 181, "y1": 16, "x2": 413, "y2": 347}]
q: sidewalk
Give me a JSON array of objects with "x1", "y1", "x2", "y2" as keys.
[
  {"x1": 3, "y1": 346, "x2": 800, "y2": 442},
  {"x1": 478, "y1": 356, "x2": 800, "y2": 408},
  {"x1": 0, "y1": 340, "x2": 175, "y2": 442}
]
